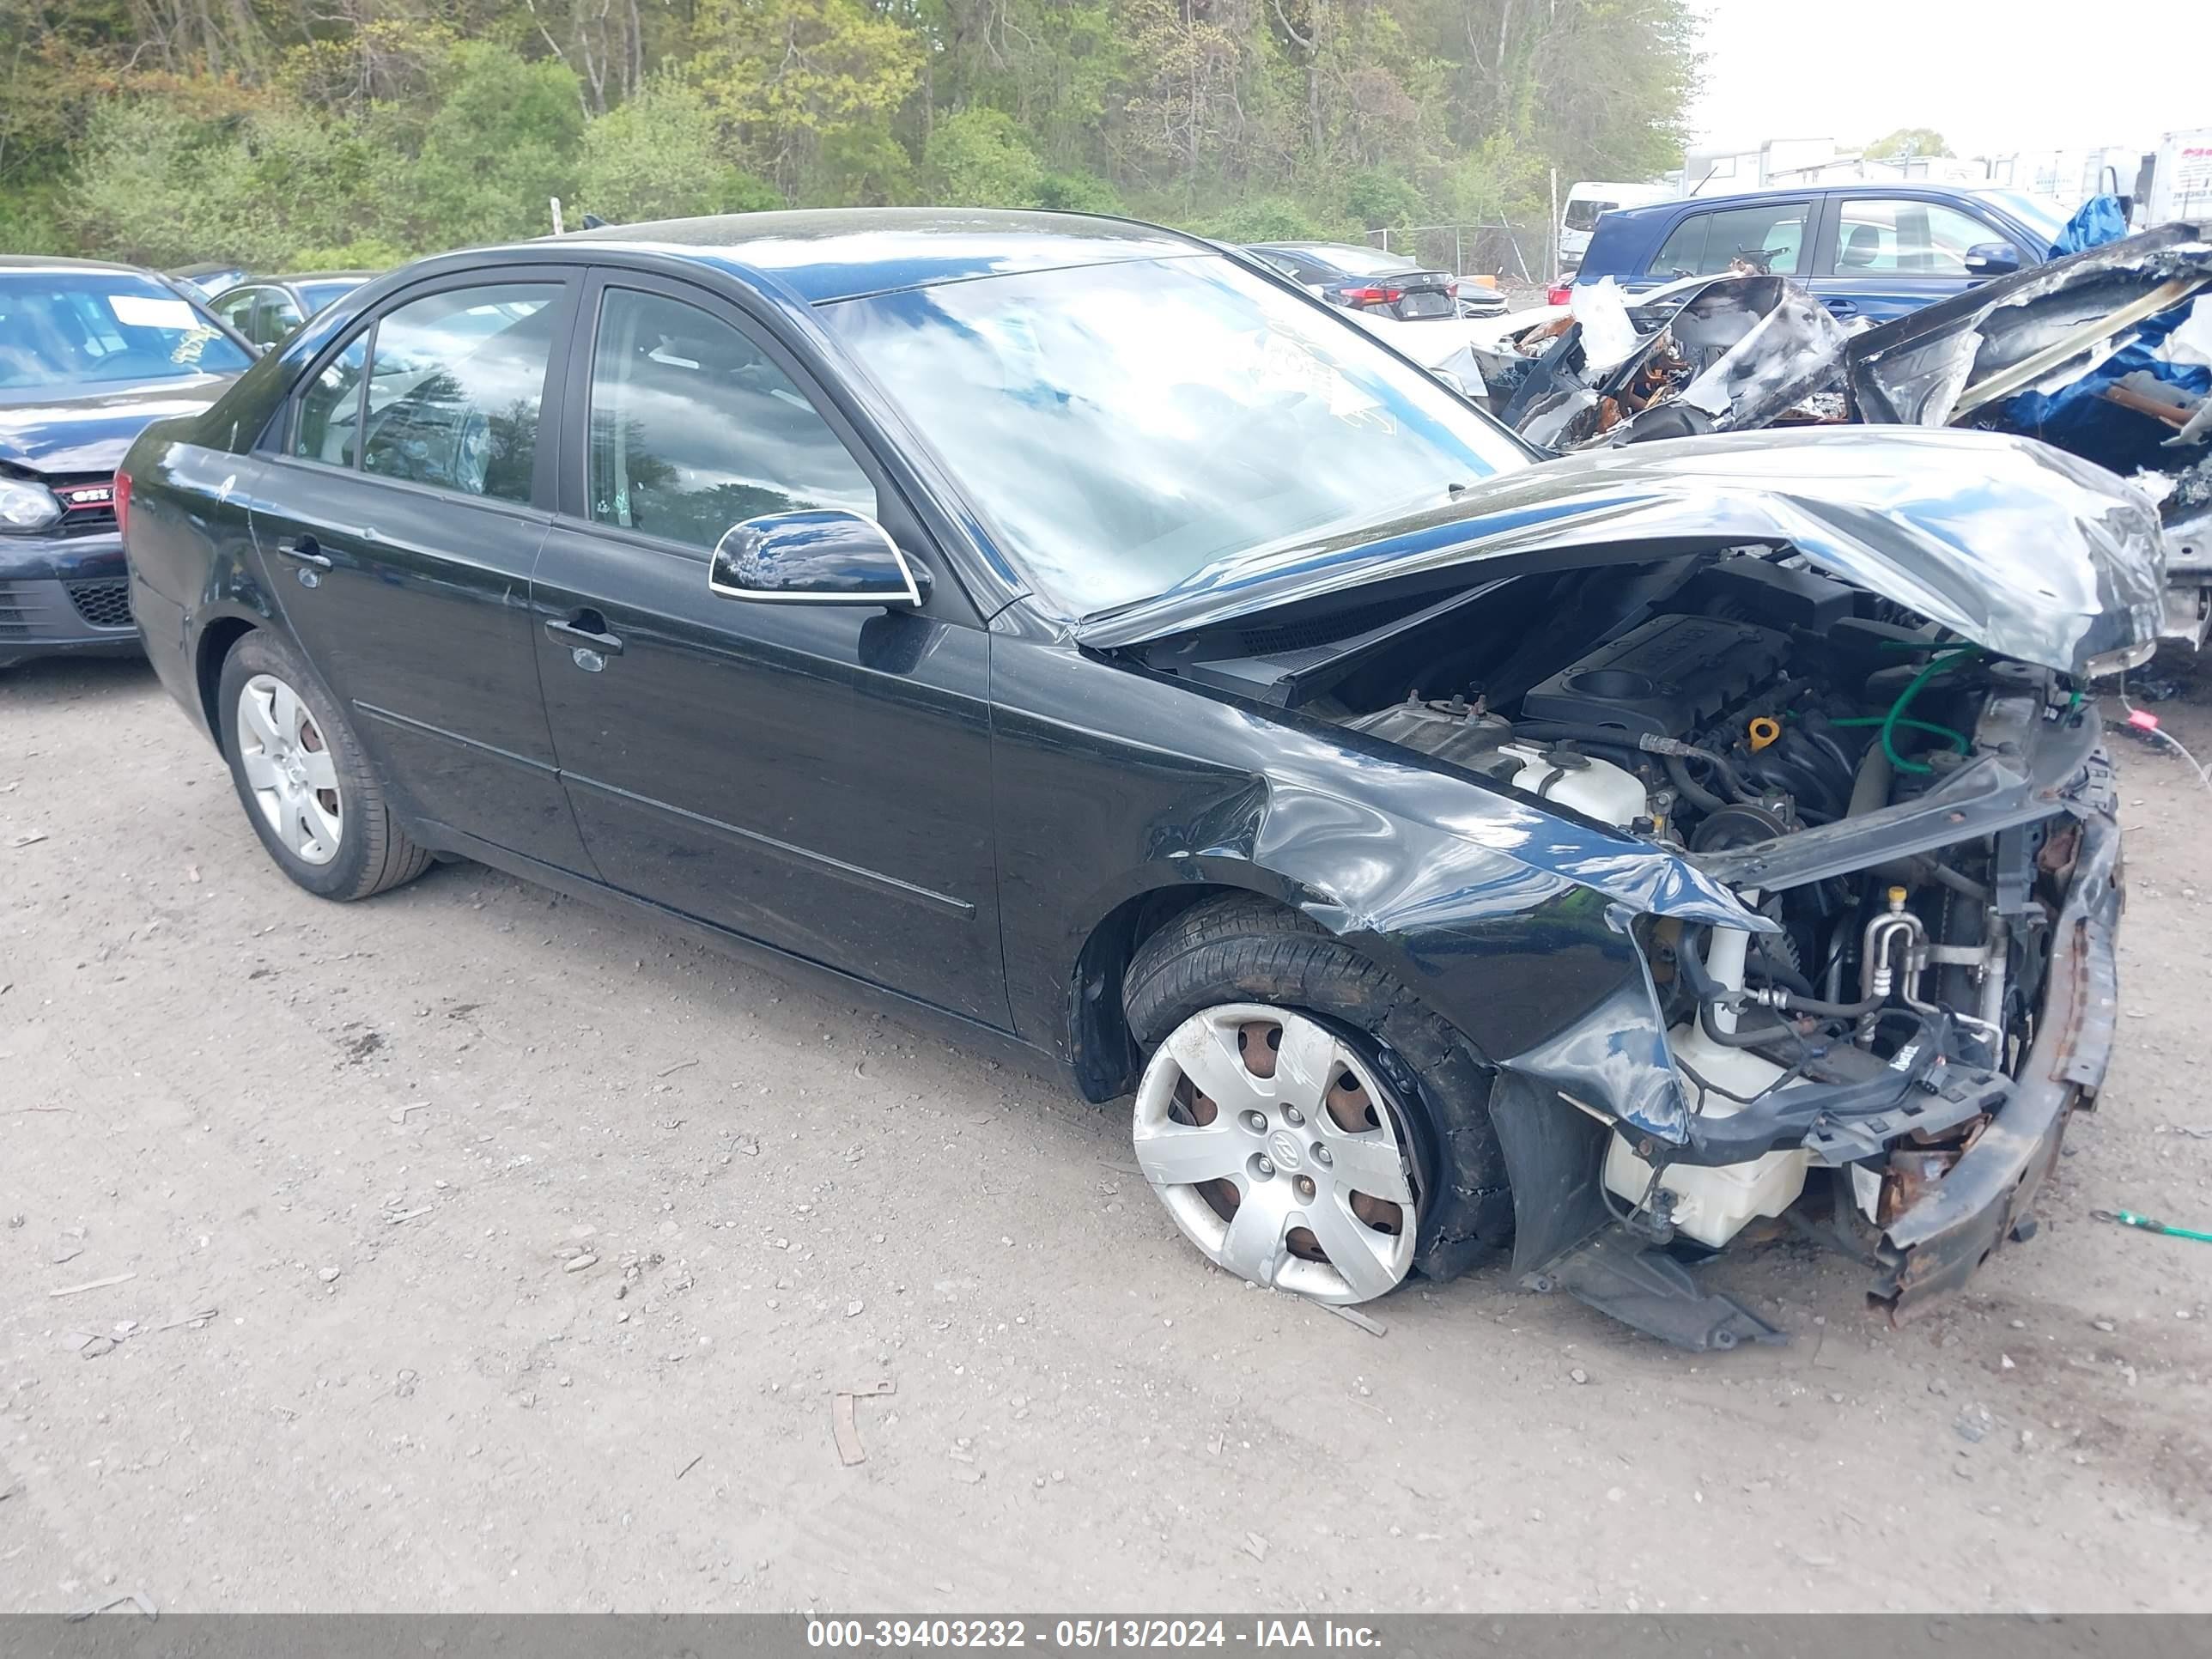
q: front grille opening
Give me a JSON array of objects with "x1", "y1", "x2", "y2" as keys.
[{"x1": 64, "y1": 578, "x2": 134, "y2": 630}]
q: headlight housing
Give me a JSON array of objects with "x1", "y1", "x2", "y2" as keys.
[{"x1": 0, "y1": 477, "x2": 63, "y2": 532}]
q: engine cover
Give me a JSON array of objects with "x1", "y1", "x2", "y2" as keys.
[{"x1": 1522, "y1": 614, "x2": 1789, "y2": 739}]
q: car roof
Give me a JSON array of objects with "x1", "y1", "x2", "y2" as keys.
[
  {"x1": 556, "y1": 207, "x2": 1208, "y2": 305},
  {"x1": 1614, "y1": 181, "x2": 2015, "y2": 220},
  {"x1": 0, "y1": 254, "x2": 149, "y2": 275},
  {"x1": 262, "y1": 272, "x2": 380, "y2": 285}
]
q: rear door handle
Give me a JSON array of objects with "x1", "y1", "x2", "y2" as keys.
[
  {"x1": 546, "y1": 613, "x2": 623, "y2": 657},
  {"x1": 275, "y1": 534, "x2": 332, "y2": 569}
]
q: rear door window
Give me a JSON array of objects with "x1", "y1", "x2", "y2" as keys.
[
  {"x1": 357, "y1": 284, "x2": 559, "y2": 504},
  {"x1": 1651, "y1": 203, "x2": 1809, "y2": 276},
  {"x1": 585, "y1": 287, "x2": 876, "y2": 554}
]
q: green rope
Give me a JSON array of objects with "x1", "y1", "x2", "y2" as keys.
[{"x1": 2094, "y1": 1208, "x2": 2212, "y2": 1245}]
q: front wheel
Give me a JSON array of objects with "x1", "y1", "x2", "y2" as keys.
[
  {"x1": 1133, "y1": 1002, "x2": 1423, "y2": 1303},
  {"x1": 1121, "y1": 895, "x2": 1514, "y2": 1303},
  {"x1": 216, "y1": 630, "x2": 433, "y2": 901}
]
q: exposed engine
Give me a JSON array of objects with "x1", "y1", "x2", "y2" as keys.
[{"x1": 1326, "y1": 548, "x2": 2080, "y2": 1252}]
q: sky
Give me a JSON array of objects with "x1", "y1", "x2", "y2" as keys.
[{"x1": 1687, "y1": 0, "x2": 2212, "y2": 159}]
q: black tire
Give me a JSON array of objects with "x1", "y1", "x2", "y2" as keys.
[
  {"x1": 1123, "y1": 892, "x2": 1514, "y2": 1281},
  {"x1": 216, "y1": 629, "x2": 434, "y2": 902}
]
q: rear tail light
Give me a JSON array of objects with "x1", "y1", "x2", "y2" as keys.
[
  {"x1": 1340, "y1": 285, "x2": 1404, "y2": 306},
  {"x1": 113, "y1": 469, "x2": 132, "y2": 541},
  {"x1": 1547, "y1": 284, "x2": 1574, "y2": 307},
  {"x1": 1447, "y1": 278, "x2": 1460, "y2": 296}
]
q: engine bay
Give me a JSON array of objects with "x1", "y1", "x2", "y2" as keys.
[{"x1": 1291, "y1": 546, "x2": 2089, "y2": 1253}]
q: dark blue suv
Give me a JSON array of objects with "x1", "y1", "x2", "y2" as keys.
[{"x1": 1574, "y1": 185, "x2": 2070, "y2": 325}]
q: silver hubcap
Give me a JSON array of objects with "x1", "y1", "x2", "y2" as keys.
[
  {"x1": 1132, "y1": 1003, "x2": 1419, "y2": 1304},
  {"x1": 236, "y1": 672, "x2": 343, "y2": 866}
]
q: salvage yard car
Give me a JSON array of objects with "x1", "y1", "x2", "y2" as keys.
[
  {"x1": 3, "y1": 256, "x2": 253, "y2": 669},
  {"x1": 118, "y1": 210, "x2": 2148, "y2": 1349},
  {"x1": 1494, "y1": 224, "x2": 2212, "y2": 649},
  {"x1": 205, "y1": 271, "x2": 380, "y2": 354},
  {"x1": 1246, "y1": 240, "x2": 1502, "y2": 319},
  {"x1": 1574, "y1": 184, "x2": 2069, "y2": 325}
]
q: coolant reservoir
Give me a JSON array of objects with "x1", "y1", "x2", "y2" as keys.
[
  {"x1": 1602, "y1": 1018, "x2": 1811, "y2": 1249},
  {"x1": 1497, "y1": 742, "x2": 1648, "y2": 830}
]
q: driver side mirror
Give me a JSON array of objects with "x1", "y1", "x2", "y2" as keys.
[
  {"x1": 1964, "y1": 241, "x2": 2022, "y2": 278},
  {"x1": 709, "y1": 507, "x2": 931, "y2": 609}
]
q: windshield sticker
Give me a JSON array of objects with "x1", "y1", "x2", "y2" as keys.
[{"x1": 109, "y1": 294, "x2": 199, "y2": 331}]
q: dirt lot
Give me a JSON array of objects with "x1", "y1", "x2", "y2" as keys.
[{"x1": 4, "y1": 649, "x2": 2210, "y2": 1614}]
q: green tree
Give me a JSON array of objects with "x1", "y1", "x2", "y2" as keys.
[
  {"x1": 1865, "y1": 126, "x2": 1953, "y2": 161},
  {"x1": 695, "y1": 0, "x2": 925, "y2": 200},
  {"x1": 13, "y1": 0, "x2": 1707, "y2": 267},
  {"x1": 926, "y1": 107, "x2": 1045, "y2": 207},
  {"x1": 579, "y1": 75, "x2": 781, "y2": 223},
  {"x1": 408, "y1": 42, "x2": 586, "y2": 247},
  {"x1": 1344, "y1": 168, "x2": 1425, "y2": 232},
  {"x1": 1197, "y1": 195, "x2": 1328, "y2": 244}
]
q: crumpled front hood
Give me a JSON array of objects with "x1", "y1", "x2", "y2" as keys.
[
  {"x1": 0, "y1": 375, "x2": 232, "y2": 475},
  {"x1": 1077, "y1": 425, "x2": 2164, "y2": 678}
]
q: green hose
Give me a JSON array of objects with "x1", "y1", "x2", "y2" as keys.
[
  {"x1": 1854, "y1": 646, "x2": 1983, "y2": 774},
  {"x1": 1832, "y1": 714, "x2": 1972, "y2": 757}
]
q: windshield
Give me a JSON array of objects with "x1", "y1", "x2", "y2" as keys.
[
  {"x1": 0, "y1": 272, "x2": 250, "y2": 390},
  {"x1": 823, "y1": 254, "x2": 1527, "y2": 617},
  {"x1": 1972, "y1": 189, "x2": 2069, "y2": 249},
  {"x1": 1563, "y1": 199, "x2": 1618, "y2": 231}
]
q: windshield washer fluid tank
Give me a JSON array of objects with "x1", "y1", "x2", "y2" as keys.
[{"x1": 1604, "y1": 1018, "x2": 1810, "y2": 1248}]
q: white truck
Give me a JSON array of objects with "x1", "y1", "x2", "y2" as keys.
[
  {"x1": 1558, "y1": 180, "x2": 1672, "y2": 270},
  {"x1": 2143, "y1": 127, "x2": 2212, "y2": 226}
]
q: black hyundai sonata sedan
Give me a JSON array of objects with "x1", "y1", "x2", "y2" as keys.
[{"x1": 119, "y1": 210, "x2": 2154, "y2": 1349}]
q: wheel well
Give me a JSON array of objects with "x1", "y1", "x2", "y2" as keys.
[
  {"x1": 1068, "y1": 883, "x2": 1305, "y2": 1103},
  {"x1": 196, "y1": 617, "x2": 257, "y2": 739}
]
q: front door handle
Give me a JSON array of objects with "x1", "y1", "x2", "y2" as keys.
[
  {"x1": 546, "y1": 612, "x2": 623, "y2": 657},
  {"x1": 274, "y1": 534, "x2": 332, "y2": 569},
  {"x1": 1823, "y1": 297, "x2": 1859, "y2": 318}
]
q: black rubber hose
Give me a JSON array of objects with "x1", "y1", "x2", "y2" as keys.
[
  {"x1": 1665, "y1": 750, "x2": 1729, "y2": 814},
  {"x1": 1678, "y1": 926, "x2": 1881, "y2": 1044},
  {"x1": 1773, "y1": 988, "x2": 1884, "y2": 1018},
  {"x1": 1746, "y1": 940, "x2": 1815, "y2": 998},
  {"x1": 1675, "y1": 929, "x2": 1804, "y2": 1048},
  {"x1": 1504, "y1": 720, "x2": 1650, "y2": 746}
]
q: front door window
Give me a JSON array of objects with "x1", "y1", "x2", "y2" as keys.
[{"x1": 586, "y1": 287, "x2": 876, "y2": 552}]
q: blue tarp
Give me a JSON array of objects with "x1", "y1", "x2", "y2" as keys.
[
  {"x1": 1997, "y1": 196, "x2": 2208, "y2": 472},
  {"x1": 2049, "y1": 193, "x2": 2132, "y2": 258}
]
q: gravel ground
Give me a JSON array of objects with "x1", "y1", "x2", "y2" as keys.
[{"x1": 3, "y1": 649, "x2": 2209, "y2": 1613}]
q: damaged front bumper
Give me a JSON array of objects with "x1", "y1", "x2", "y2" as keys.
[
  {"x1": 1495, "y1": 718, "x2": 2123, "y2": 1351},
  {"x1": 1869, "y1": 799, "x2": 2119, "y2": 1316}
]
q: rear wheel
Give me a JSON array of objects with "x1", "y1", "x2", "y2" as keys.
[
  {"x1": 1122, "y1": 895, "x2": 1513, "y2": 1302},
  {"x1": 216, "y1": 631, "x2": 432, "y2": 901}
]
